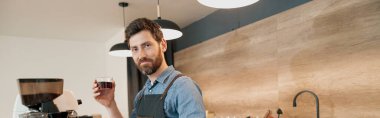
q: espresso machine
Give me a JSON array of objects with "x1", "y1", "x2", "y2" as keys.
[{"x1": 17, "y1": 78, "x2": 80, "y2": 118}]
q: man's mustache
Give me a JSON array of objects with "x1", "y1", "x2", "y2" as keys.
[{"x1": 138, "y1": 57, "x2": 153, "y2": 65}]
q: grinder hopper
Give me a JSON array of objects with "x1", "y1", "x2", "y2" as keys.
[{"x1": 18, "y1": 78, "x2": 64, "y2": 111}]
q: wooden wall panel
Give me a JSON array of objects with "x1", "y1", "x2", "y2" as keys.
[{"x1": 175, "y1": 0, "x2": 380, "y2": 117}]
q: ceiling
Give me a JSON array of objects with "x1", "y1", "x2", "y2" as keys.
[{"x1": 0, "y1": 0, "x2": 217, "y2": 42}]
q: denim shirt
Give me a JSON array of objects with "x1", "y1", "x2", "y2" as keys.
[{"x1": 130, "y1": 66, "x2": 206, "y2": 118}]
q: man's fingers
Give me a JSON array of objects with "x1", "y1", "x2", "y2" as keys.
[
  {"x1": 93, "y1": 80, "x2": 98, "y2": 89},
  {"x1": 93, "y1": 92, "x2": 101, "y2": 98},
  {"x1": 112, "y1": 79, "x2": 116, "y2": 88},
  {"x1": 93, "y1": 83, "x2": 99, "y2": 89},
  {"x1": 93, "y1": 87, "x2": 99, "y2": 93}
]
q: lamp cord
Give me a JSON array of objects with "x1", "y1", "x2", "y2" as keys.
[
  {"x1": 157, "y1": 0, "x2": 161, "y2": 19},
  {"x1": 122, "y1": 5, "x2": 126, "y2": 28}
]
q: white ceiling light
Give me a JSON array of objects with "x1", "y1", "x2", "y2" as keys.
[
  {"x1": 109, "y1": 43, "x2": 132, "y2": 57},
  {"x1": 109, "y1": 2, "x2": 132, "y2": 57},
  {"x1": 153, "y1": 0, "x2": 183, "y2": 40},
  {"x1": 161, "y1": 28, "x2": 182, "y2": 40},
  {"x1": 197, "y1": 0, "x2": 259, "y2": 9}
]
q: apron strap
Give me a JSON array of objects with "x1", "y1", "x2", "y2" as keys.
[{"x1": 160, "y1": 74, "x2": 183, "y2": 100}]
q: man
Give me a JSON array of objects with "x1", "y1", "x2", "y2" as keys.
[{"x1": 93, "y1": 18, "x2": 206, "y2": 118}]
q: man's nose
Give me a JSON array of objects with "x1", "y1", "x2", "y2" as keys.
[{"x1": 138, "y1": 49, "x2": 147, "y2": 59}]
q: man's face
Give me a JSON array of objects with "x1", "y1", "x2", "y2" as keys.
[{"x1": 129, "y1": 30, "x2": 165, "y2": 75}]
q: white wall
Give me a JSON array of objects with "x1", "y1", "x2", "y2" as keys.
[
  {"x1": 105, "y1": 30, "x2": 129, "y2": 118},
  {"x1": 0, "y1": 33, "x2": 128, "y2": 117}
]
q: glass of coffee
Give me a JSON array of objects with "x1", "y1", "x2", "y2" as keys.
[{"x1": 96, "y1": 77, "x2": 113, "y2": 89}]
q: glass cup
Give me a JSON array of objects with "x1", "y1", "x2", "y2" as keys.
[{"x1": 96, "y1": 77, "x2": 113, "y2": 90}]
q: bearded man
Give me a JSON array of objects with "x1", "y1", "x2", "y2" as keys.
[{"x1": 93, "y1": 18, "x2": 206, "y2": 118}]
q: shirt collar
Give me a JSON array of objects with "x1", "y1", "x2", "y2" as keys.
[
  {"x1": 145, "y1": 66, "x2": 175, "y2": 85},
  {"x1": 156, "y1": 66, "x2": 175, "y2": 84}
]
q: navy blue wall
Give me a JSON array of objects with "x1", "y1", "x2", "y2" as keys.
[{"x1": 173, "y1": 0, "x2": 311, "y2": 52}]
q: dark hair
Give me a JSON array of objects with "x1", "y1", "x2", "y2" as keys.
[{"x1": 124, "y1": 18, "x2": 163, "y2": 47}]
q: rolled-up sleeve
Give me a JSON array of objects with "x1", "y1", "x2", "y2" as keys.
[{"x1": 175, "y1": 78, "x2": 206, "y2": 118}]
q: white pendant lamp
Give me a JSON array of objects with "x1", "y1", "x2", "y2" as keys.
[
  {"x1": 109, "y1": 42, "x2": 131, "y2": 57},
  {"x1": 153, "y1": 0, "x2": 183, "y2": 40},
  {"x1": 198, "y1": 0, "x2": 259, "y2": 9},
  {"x1": 109, "y1": 2, "x2": 132, "y2": 57}
]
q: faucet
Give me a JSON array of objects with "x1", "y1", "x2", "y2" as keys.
[
  {"x1": 292, "y1": 90, "x2": 319, "y2": 118},
  {"x1": 276, "y1": 108, "x2": 283, "y2": 118}
]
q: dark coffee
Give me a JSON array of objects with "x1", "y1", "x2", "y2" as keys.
[
  {"x1": 21, "y1": 93, "x2": 61, "y2": 108},
  {"x1": 97, "y1": 82, "x2": 113, "y2": 89}
]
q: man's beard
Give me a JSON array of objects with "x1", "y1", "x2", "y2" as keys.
[{"x1": 136, "y1": 50, "x2": 163, "y2": 75}]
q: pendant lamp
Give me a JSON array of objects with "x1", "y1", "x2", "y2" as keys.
[
  {"x1": 109, "y1": 42, "x2": 131, "y2": 57},
  {"x1": 153, "y1": 0, "x2": 183, "y2": 40},
  {"x1": 197, "y1": 0, "x2": 259, "y2": 9},
  {"x1": 109, "y1": 2, "x2": 132, "y2": 57}
]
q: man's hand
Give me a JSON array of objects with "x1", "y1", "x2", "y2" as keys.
[
  {"x1": 93, "y1": 79, "x2": 116, "y2": 108},
  {"x1": 93, "y1": 80, "x2": 123, "y2": 118}
]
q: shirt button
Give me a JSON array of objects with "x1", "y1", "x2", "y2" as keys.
[{"x1": 149, "y1": 90, "x2": 152, "y2": 93}]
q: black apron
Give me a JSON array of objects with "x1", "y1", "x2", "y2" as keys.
[{"x1": 136, "y1": 74, "x2": 183, "y2": 118}]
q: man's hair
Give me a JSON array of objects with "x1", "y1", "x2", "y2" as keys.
[{"x1": 124, "y1": 18, "x2": 163, "y2": 47}]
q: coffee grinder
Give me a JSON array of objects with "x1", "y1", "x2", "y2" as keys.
[{"x1": 18, "y1": 78, "x2": 65, "y2": 118}]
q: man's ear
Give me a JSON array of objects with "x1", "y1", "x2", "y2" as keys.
[{"x1": 161, "y1": 38, "x2": 167, "y2": 52}]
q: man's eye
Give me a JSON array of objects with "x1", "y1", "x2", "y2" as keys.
[{"x1": 132, "y1": 48, "x2": 138, "y2": 52}]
